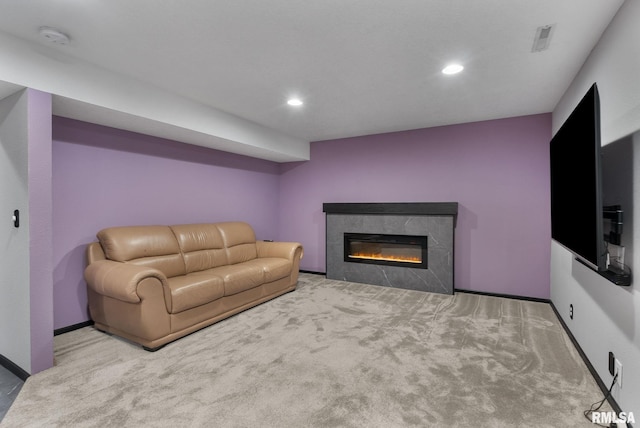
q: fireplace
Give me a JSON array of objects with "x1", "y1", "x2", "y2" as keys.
[
  {"x1": 323, "y1": 202, "x2": 458, "y2": 294},
  {"x1": 344, "y1": 233, "x2": 428, "y2": 269}
]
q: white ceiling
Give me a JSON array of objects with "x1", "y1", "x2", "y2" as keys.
[{"x1": 0, "y1": 0, "x2": 625, "y2": 161}]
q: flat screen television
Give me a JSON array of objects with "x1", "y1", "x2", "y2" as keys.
[{"x1": 550, "y1": 83, "x2": 606, "y2": 271}]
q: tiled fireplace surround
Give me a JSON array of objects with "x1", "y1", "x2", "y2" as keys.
[{"x1": 323, "y1": 203, "x2": 458, "y2": 294}]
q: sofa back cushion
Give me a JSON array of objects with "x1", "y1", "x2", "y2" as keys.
[
  {"x1": 97, "y1": 225, "x2": 186, "y2": 278},
  {"x1": 170, "y1": 224, "x2": 228, "y2": 274},
  {"x1": 216, "y1": 222, "x2": 258, "y2": 264}
]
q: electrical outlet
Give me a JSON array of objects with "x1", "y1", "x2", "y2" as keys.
[
  {"x1": 569, "y1": 304, "x2": 574, "y2": 320},
  {"x1": 614, "y1": 358, "x2": 622, "y2": 388}
]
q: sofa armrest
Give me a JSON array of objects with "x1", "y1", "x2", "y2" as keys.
[
  {"x1": 84, "y1": 260, "x2": 169, "y2": 304},
  {"x1": 256, "y1": 241, "x2": 304, "y2": 261}
]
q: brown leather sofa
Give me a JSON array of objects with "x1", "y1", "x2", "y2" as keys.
[{"x1": 84, "y1": 221, "x2": 303, "y2": 350}]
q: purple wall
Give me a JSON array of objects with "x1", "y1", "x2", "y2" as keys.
[
  {"x1": 28, "y1": 89, "x2": 53, "y2": 373},
  {"x1": 52, "y1": 117, "x2": 281, "y2": 329},
  {"x1": 278, "y1": 114, "x2": 552, "y2": 299},
  {"x1": 53, "y1": 113, "x2": 552, "y2": 329}
]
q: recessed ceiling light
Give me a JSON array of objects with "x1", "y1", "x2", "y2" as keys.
[
  {"x1": 442, "y1": 64, "x2": 464, "y2": 75},
  {"x1": 38, "y1": 26, "x2": 70, "y2": 45},
  {"x1": 287, "y1": 98, "x2": 303, "y2": 106}
]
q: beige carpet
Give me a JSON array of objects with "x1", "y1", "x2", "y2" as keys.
[{"x1": 2, "y1": 274, "x2": 609, "y2": 427}]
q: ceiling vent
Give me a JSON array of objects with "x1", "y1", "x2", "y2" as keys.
[{"x1": 532, "y1": 24, "x2": 555, "y2": 52}]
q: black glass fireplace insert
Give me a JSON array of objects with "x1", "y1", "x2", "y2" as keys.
[{"x1": 344, "y1": 233, "x2": 428, "y2": 269}]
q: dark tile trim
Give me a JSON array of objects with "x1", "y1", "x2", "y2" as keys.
[
  {"x1": 454, "y1": 288, "x2": 551, "y2": 303},
  {"x1": 0, "y1": 320, "x2": 95, "y2": 382},
  {"x1": 0, "y1": 354, "x2": 29, "y2": 382},
  {"x1": 54, "y1": 320, "x2": 94, "y2": 336},
  {"x1": 300, "y1": 270, "x2": 326, "y2": 276}
]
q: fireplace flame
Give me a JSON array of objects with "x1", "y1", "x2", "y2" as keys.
[{"x1": 348, "y1": 252, "x2": 422, "y2": 263}]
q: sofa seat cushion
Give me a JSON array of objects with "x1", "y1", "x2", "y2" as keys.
[
  {"x1": 242, "y1": 258, "x2": 293, "y2": 283},
  {"x1": 208, "y1": 264, "x2": 265, "y2": 296},
  {"x1": 167, "y1": 274, "x2": 225, "y2": 313}
]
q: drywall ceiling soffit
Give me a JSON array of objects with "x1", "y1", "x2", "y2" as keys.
[
  {"x1": 52, "y1": 96, "x2": 308, "y2": 162},
  {"x1": 0, "y1": 31, "x2": 310, "y2": 163},
  {"x1": 0, "y1": 1, "x2": 625, "y2": 160},
  {"x1": 0, "y1": 81, "x2": 24, "y2": 100}
]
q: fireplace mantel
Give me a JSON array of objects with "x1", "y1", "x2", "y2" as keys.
[
  {"x1": 323, "y1": 202, "x2": 458, "y2": 294},
  {"x1": 323, "y1": 202, "x2": 457, "y2": 225}
]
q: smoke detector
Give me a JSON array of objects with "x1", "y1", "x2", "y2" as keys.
[{"x1": 38, "y1": 26, "x2": 70, "y2": 45}]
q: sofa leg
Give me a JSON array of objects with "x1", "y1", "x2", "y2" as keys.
[{"x1": 142, "y1": 344, "x2": 166, "y2": 352}]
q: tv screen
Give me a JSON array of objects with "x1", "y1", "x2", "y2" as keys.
[{"x1": 550, "y1": 83, "x2": 606, "y2": 271}]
